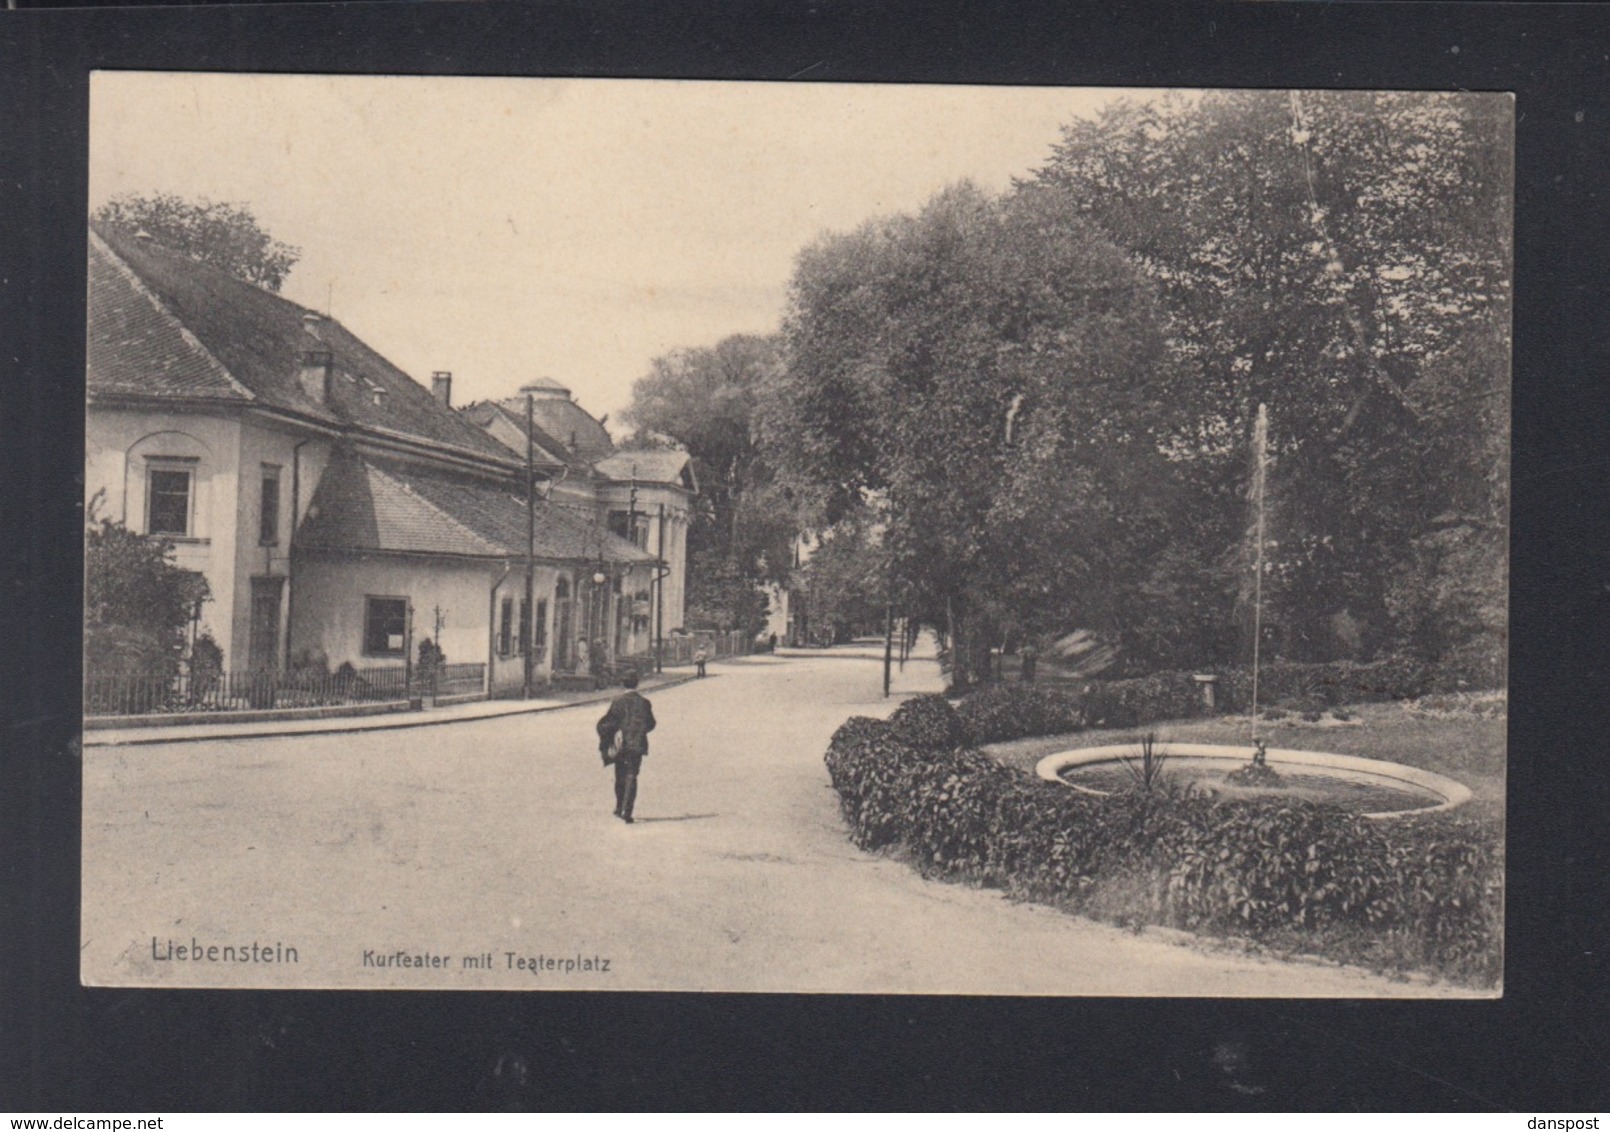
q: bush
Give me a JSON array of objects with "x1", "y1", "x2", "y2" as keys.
[
  {"x1": 949, "y1": 657, "x2": 1439, "y2": 748},
  {"x1": 1218, "y1": 657, "x2": 1431, "y2": 711},
  {"x1": 823, "y1": 723, "x2": 1502, "y2": 987},
  {"x1": 1082, "y1": 672, "x2": 1204, "y2": 728},
  {"x1": 1425, "y1": 644, "x2": 1506, "y2": 694},
  {"x1": 886, "y1": 694, "x2": 968, "y2": 754},
  {"x1": 954, "y1": 684, "x2": 1086, "y2": 745}
]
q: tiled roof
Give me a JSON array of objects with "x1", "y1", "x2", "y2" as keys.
[
  {"x1": 594, "y1": 449, "x2": 696, "y2": 489},
  {"x1": 503, "y1": 395, "x2": 616, "y2": 463},
  {"x1": 87, "y1": 231, "x2": 258, "y2": 404},
  {"x1": 89, "y1": 226, "x2": 515, "y2": 464},
  {"x1": 299, "y1": 449, "x2": 656, "y2": 564},
  {"x1": 458, "y1": 400, "x2": 592, "y2": 474}
]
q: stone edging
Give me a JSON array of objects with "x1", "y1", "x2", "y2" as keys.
[{"x1": 1035, "y1": 742, "x2": 1474, "y2": 820}]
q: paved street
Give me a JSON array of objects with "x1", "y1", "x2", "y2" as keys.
[{"x1": 82, "y1": 647, "x2": 1454, "y2": 995}]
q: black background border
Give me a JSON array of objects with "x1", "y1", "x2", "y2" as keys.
[{"x1": 4, "y1": 0, "x2": 1608, "y2": 1112}]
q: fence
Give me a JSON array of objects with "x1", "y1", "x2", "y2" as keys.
[
  {"x1": 422, "y1": 662, "x2": 486, "y2": 699},
  {"x1": 657, "y1": 630, "x2": 751, "y2": 668},
  {"x1": 84, "y1": 663, "x2": 486, "y2": 718}
]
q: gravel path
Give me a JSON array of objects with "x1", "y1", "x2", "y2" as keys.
[{"x1": 82, "y1": 648, "x2": 1464, "y2": 995}]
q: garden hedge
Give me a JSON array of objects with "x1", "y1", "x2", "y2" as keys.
[
  {"x1": 951, "y1": 655, "x2": 1475, "y2": 745},
  {"x1": 826, "y1": 696, "x2": 1502, "y2": 986}
]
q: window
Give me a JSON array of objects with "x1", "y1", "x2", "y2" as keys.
[
  {"x1": 498, "y1": 597, "x2": 514, "y2": 658},
  {"x1": 259, "y1": 466, "x2": 281, "y2": 545},
  {"x1": 608, "y1": 509, "x2": 649, "y2": 548},
  {"x1": 363, "y1": 596, "x2": 408, "y2": 657},
  {"x1": 146, "y1": 465, "x2": 193, "y2": 536},
  {"x1": 533, "y1": 599, "x2": 548, "y2": 653}
]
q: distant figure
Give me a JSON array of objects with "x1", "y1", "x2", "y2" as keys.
[
  {"x1": 1019, "y1": 643, "x2": 1039, "y2": 683},
  {"x1": 596, "y1": 671, "x2": 656, "y2": 824},
  {"x1": 693, "y1": 644, "x2": 709, "y2": 678}
]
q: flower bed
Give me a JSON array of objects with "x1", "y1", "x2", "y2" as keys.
[{"x1": 825, "y1": 694, "x2": 1502, "y2": 987}]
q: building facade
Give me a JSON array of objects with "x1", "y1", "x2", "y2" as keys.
[
  {"x1": 461, "y1": 382, "x2": 698, "y2": 651},
  {"x1": 86, "y1": 225, "x2": 673, "y2": 702}
]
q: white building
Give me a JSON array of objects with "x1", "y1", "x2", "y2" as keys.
[{"x1": 86, "y1": 224, "x2": 676, "y2": 701}]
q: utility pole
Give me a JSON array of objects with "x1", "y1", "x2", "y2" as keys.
[
  {"x1": 882, "y1": 550, "x2": 894, "y2": 698},
  {"x1": 523, "y1": 393, "x2": 536, "y2": 700},
  {"x1": 655, "y1": 502, "x2": 666, "y2": 673},
  {"x1": 625, "y1": 466, "x2": 638, "y2": 665}
]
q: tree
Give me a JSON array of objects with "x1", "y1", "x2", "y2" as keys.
[
  {"x1": 1029, "y1": 90, "x2": 1512, "y2": 665},
  {"x1": 84, "y1": 494, "x2": 211, "y2": 678},
  {"x1": 93, "y1": 192, "x2": 301, "y2": 291},
  {"x1": 795, "y1": 509, "x2": 889, "y2": 645},
  {"x1": 773, "y1": 181, "x2": 1171, "y2": 687},
  {"x1": 623, "y1": 334, "x2": 799, "y2": 633}
]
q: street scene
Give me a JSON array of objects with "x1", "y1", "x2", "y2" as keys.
[
  {"x1": 83, "y1": 643, "x2": 1450, "y2": 996},
  {"x1": 83, "y1": 74, "x2": 1509, "y2": 996}
]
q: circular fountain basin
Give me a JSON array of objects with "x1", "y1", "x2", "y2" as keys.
[{"x1": 1036, "y1": 742, "x2": 1472, "y2": 820}]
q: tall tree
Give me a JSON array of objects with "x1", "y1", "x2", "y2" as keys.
[
  {"x1": 1030, "y1": 90, "x2": 1512, "y2": 663},
  {"x1": 622, "y1": 334, "x2": 797, "y2": 632},
  {"x1": 94, "y1": 192, "x2": 301, "y2": 292},
  {"x1": 773, "y1": 181, "x2": 1171, "y2": 686}
]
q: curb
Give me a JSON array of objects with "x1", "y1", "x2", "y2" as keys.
[{"x1": 84, "y1": 671, "x2": 704, "y2": 748}]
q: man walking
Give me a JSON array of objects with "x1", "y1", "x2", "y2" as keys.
[{"x1": 596, "y1": 672, "x2": 656, "y2": 824}]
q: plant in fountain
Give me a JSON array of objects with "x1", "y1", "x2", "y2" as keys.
[{"x1": 1116, "y1": 731, "x2": 1170, "y2": 793}]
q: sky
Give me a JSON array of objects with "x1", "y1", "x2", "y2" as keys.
[{"x1": 90, "y1": 73, "x2": 1139, "y2": 424}]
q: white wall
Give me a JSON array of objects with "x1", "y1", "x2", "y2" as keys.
[
  {"x1": 236, "y1": 416, "x2": 331, "y2": 670},
  {"x1": 86, "y1": 405, "x2": 336, "y2": 672},
  {"x1": 487, "y1": 563, "x2": 564, "y2": 695},
  {"x1": 86, "y1": 407, "x2": 243, "y2": 664},
  {"x1": 290, "y1": 552, "x2": 500, "y2": 679}
]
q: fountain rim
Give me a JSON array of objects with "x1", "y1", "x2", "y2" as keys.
[{"x1": 1035, "y1": 742, "x2": 1473, "y2": 820}]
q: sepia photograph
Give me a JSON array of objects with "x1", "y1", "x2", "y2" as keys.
[{"x1": 81, "y1": 72, "x2": 1511, "y2": 997}]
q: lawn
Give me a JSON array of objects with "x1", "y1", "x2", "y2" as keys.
[
  {"x1": 972, "y1": 693, "x2": 1507, "y2": 986},
  {"x1": 982, "y1": 694, "x2": 1506, "y2": 823}
]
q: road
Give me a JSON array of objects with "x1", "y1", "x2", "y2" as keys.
[{"x1": 82, "y1": 646, "x2": 1454, "y2": 995}]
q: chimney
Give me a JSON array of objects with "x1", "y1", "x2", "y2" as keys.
[
  {"x1": 297, "y1": 348, "x2": 333, "y2": 405},
  {"x1": 431, "y1": 371, "x2": 453, "y2": 407}
]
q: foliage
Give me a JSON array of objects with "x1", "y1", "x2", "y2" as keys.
[
  {"x1": 84, "y1": 495, "x2": 210, "y2": 678},
  {"x1": 417, "y1": 637, "x2": 445, "y2": 692},
  {"x1": 773, "y1": 180, "x2": 1171, "y2": 687},
  {"x1": 94, "y1": 192, "x2": 301, "y2": 291},
  {"x1": 886, "y1": 694, "x2": 968, "y2": 756},
  {"x1": 824, "y1": 715, "x2": 1501, "y2": 985},
  {"x1": 949, "y1": 657, "x2": 1438, "y2": 739},
  {"x1": 1030, "y1": 90, "x2": 1511, "y2": 665},
  {"x1": 953, "y1": 684, "x2": 1087, "y2": 746},
  {"x1": 191, "y1": 632, "x2": 224, "y2": 676},
  {"x1": 684, "y1": 546, "x2": 771, "y2": 635},
  {"x1": 794, "y1": 508, "x2": 889, "y2": 643},
  {"x1": 1117, "y1": 732, "x2": 1170, "y2": 792},
  {"x1": 623, "y1": 333, "x2": 798, "y2": 632},
  {"x1": 1217, "y1": 656, "x2": 1433, "y2": 711},
  {"x1": 1081, "y1": 672, "x2": 1206, "y2": 729}
]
